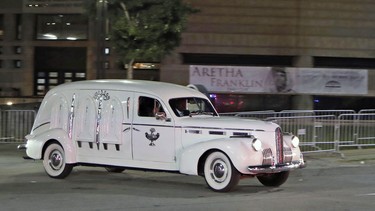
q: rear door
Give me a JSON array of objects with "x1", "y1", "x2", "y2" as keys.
[{"x1": 74, "y1": 90, "x2": 133, "y2": 161}]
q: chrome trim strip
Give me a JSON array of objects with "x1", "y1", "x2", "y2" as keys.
[
  {"x1": 125, "y1": 123, "x2": 174, "y2": 128},
  {"x1": 126, "y1": 97, "x2": 130, "y2": 119},
  {"x1": 32, "y1": 122, "x2": 50, "y2": 131},
  {"x1": 68, "y1": 93, "x2": 76, "y2": 139},
  {"x1": 121, "y1": 123, "x2": 267, "y2": 132},
  {"x1": 181, "y1": 126, "x2": 265, "y2": 131}
]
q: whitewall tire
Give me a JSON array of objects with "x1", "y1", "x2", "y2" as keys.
[
  {"x1": 43, "y1": 143, "x2": 73, "y2": 179},
  {"x1": 203, "y1": 151, "x2": 241, "y2": 192}
]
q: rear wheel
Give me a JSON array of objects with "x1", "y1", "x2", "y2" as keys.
[
  {"x1": 203, "y1": 151, "x2": 241, "y2": 192},
  {"x1": 43, "y1": 143, "x2": 73, "y2": 179},
  {"x1": 257, "y1": 171, "x2": 290, "y2": 187}
]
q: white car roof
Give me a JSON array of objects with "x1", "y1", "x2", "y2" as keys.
[{"x1": 46, "y1": 79, "x2": 207, "y2": 100}]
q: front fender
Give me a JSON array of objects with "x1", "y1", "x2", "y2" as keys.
[
  {"x1": 179, "y1": 137, "x2": 260, "y2": 175},
  {"x1": 26, "y1": 128, "x2": 76, "y2": 164}
]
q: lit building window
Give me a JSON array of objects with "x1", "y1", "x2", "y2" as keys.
[
  {"x1": 133, "y1": 63, "x2": 160, "y2": 70},
  {"x1": 104, "y1": 47, "x2": 110, "y2": 55},
  {"x1": 15, "y1": 46, "x2": 22, "y2": 54},
  {"x1": 14, "y1": 60, "x2": 22, "y2": 68}
]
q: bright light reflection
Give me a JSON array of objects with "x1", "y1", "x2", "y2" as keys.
[{"x1": 43, "y1": 33, "x2": 57, "y2": 39}]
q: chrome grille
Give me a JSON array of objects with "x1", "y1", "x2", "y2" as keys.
[{"x1": 275, "y1": 127, "x2": 284, "y2": 164}]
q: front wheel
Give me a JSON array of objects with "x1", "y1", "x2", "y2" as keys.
[
  {"x1": 43, "y1": 143, "x2": 73, "y2": 179},
  {"x1": 257, "y1": 171, "x2": 290, "y2": 187},
  {"x1": 203, "y1": 151, "x2": 241, "y2": 192}
]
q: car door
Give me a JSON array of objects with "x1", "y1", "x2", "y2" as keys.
[{"x1": 131, "y1": 94, "x2": 175, "y2": 163}]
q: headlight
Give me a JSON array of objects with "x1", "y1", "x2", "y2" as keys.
[
  {"x1": 252, "y1": 138, "x2": 262, "y2": 151},
  {"x1": 291, "y1": 135, "x2": 300, "y2": 148}
]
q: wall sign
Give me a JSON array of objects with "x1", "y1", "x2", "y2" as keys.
[{"x1": 189, "y1": 65, "x2": 368, "y2": 95}]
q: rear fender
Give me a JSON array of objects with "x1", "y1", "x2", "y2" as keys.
[{"x1": 26, "y1": 128, "x2": 76, "y2": 164}]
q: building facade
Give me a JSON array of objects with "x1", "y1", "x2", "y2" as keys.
[{"x1": 1, "y1": 0, "x2": 375, "y2": 111}]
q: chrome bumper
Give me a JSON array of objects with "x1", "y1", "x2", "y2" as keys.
[
  {"x1": 17, "y1": 144, "x2": 27, "y2": 150},
  {"x1": 248, "y1": 160, "x2": 305, "y2": 174},
  {"x1": 17, "y1": 143, "x2": 33, "y2": 159}
]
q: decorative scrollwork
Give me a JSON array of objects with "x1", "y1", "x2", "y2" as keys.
[{"x1": 94, "y1": 90, "x2": 110, "y2": 101}]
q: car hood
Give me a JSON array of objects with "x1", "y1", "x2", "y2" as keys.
[{"x1": 175, "y1": 116, "x2": 279, "y2": 132}]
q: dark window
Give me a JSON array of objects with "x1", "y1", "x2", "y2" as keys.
[
  {"x1": 182, "y1": 53, "x2": 295, "y2": 67},
  {"x1": 314, "y1": 57, "x2": 375, "y2": 69},
  {"x1": 34, "y1": 47, "x2": 87, "y2": 96},
  {"x1": 36, "y1": 14, "x2": 88, "y2": 40},
  {"x1": 0, "y1": 14, "x2": 3, "y2": 40},
  {"x1": 16, "y1": 14, "x2": 22, "y2": 40},
  {"x1": 210, "y1": 94, "x2": 292, "y2": 113},
  {"x1": 313, "y1": 96, "x2": 375, "y2": 112},
  {"x1": 138, "y1": 97, "x2": 164, "y2": 117}
]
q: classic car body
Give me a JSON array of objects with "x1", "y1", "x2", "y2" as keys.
[{"x1": 22, "y1": 80, "x2": 304, "y2": 192}]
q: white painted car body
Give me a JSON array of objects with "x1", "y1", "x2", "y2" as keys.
[{"x1": 24, "y1": 80, "x2": 304, "y2": 191}]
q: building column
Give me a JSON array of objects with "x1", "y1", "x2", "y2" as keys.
[
  {"x1": 291, "y1": 55, "x2": 314, "y2": 110},
  {"x1": 22, "y1": 13, "x2": 35, "y2": 96}
]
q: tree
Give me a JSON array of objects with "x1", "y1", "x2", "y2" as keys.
[{"x1": 84, "y1": 0, "x2": 198, "y2": 79}]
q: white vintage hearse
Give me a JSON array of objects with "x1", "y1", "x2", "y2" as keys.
[{"x1": 22, "y1": 80, "x2": 304, "y2": 192}]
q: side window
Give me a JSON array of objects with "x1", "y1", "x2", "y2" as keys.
[{"x1": 138, "y1": 96, "x2": 164, "y2": 117}]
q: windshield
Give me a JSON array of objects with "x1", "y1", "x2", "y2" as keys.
[{"x1": 169, "y1": 97, "x2": 218, "y2": 117}]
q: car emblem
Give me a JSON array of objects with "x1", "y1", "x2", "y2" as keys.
[{"x1": 145, "y1": 128, "x2": 160, "y2": 146}]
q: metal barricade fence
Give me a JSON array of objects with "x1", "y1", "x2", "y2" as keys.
[
  {"x1": 231, "y1": 110, "x2": 355, "y2": 119},
  {"x1": 337, "y1": 113, "x2": 375, "y2": 150},
  {"x1": 358, "y1": 109, "x2": 375, "y2": 114},
  {"x1": 1, "y1": 109, "x2": 374, "y2": 150},
  {"x1": 220, "y1": 109, "x2": 375, "y2": 153},
  {"x1": 0, "y1": 110, "x2": 36, "y2": 143}
]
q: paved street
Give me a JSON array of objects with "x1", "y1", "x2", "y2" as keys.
[{"x1": 1, "y1": 143, "x2": 375, "y2": 211}]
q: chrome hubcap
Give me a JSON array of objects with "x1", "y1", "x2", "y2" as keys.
[
  {"x1": 49, "y1": 150, "x2": 63, "y2": 170},
  {"x1": 210, "y1": 159, "x2": 228, "y2": 183},
  {"x1": 214, "y1": 163, "x2": 225, "y2": 178}
]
